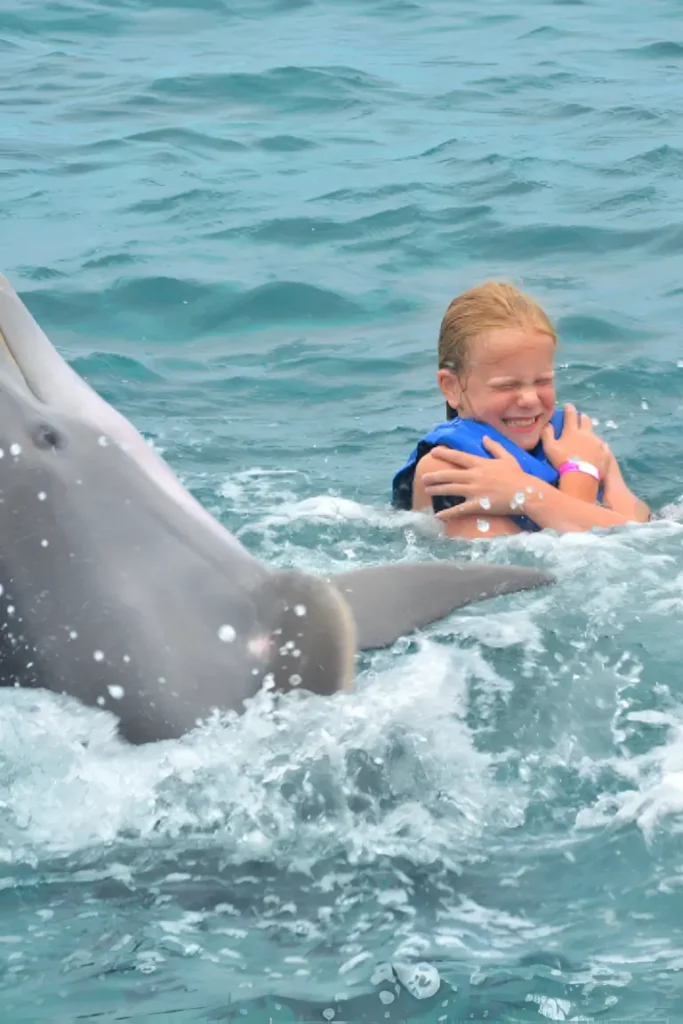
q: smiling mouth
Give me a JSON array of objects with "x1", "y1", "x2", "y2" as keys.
[{"x1": 503, "y1": 415, "x2": 541, "y2": 431}]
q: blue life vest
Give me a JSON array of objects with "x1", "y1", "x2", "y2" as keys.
[{"x1": 392, "y1": 409, "x2": 568, "y2": 533}]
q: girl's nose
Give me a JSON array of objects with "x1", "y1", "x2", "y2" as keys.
[{"x1": 517, "y1": 386, "x2": 539, "y2": 408}]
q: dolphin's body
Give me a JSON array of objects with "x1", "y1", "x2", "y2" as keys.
[{"x1": 0, "y1": 274, "x2": 552, "y2": 744}]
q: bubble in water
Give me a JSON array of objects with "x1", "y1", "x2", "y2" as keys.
[
  {"x1": 218, "y1": 624, "x2": 236, "y2": 643},
  {"x1": 479, "y1": 496, "x2": 491, "y2": 510},
  {"x1": 93, "y1": 650, "x2": 104, "y2": 662},
  {"x1": 37, "y1": 491, "x2": 47, "y2": 501},
  {"x1": 107, "y1": 685, "x2": 125, "y2": 700},
  {"x1": 294, "y1": 604, "x2": 307, "y2": 617},
  {"x1": 476, "y1": 519, "x2": 490, "y2": 533},
  {"x1": 9, "y1": 443, "x2": 21, "y2": 457},
  {"x1": 393, "y1": 961, "x2": 441, "y2": 1000}
]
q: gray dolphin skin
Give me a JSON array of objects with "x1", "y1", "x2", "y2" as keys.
[{"x1": 0, "y1": 273, "x2": 553, "y2": 745}]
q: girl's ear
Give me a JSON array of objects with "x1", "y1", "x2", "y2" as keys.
[{"x1": 437, "y1": 368, "x2": 462, "y2": 411}]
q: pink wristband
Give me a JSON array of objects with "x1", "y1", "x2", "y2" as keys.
[{"x1": 558, "y1": 459, "x2": 601, "y2": 482}]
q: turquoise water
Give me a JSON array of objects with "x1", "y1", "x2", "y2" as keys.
[{"x1": 2, "y1": 0, "x2": 683, "y2": 1020}]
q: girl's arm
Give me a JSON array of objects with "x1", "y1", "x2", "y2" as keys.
[
  {"x1": 600, "y1": 453, "x2": 650, "y2": 522},
  {"x1": 423, "y1": 439, "x2": 646, "y2": 534},
  {"x1": 413, "y1": 451, "x2": 523, "y2": 539}
]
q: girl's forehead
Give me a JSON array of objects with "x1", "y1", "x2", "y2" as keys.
[{"x1": 473, "y1": 326, "x2": 556, "y2": 366}]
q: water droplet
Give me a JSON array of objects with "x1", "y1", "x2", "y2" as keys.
[
  {"x1": 123, "y1": 654, "x2": 131, "y2": 664},
  {"x1": 641, "y1": 400, "x2": 649, "y2": 411},
  {"x1": 97, "y1": 696, "x2": 105, "y2": 707},
  {"x1": 479, "y1": 496, "x2": 491, "y2": 510},
  {"x1": 605, "y1": 420, "x2": 618, "y2": 430},
  {"x1": 0, "y1": 585, "x2": 4, "y2": 597},
  {"x1": 97, "y1": 435, "x2": 109, "y2": 447},
  {"x1": 510, "y1": 491, "x2": 526, "y2": 509},
  {"x1": 218, "y1": 624, "x2": 236, "y2": 643},
  {"x1": 322, "y1": 1011, "x2": 335, "y2": 1022},
  {"x1": 107, "y1": 684, "x2": 125, "y2": 700},
  {"x1": 69, "y1": 630, "x2": 78, "y2": 640},
  {"x1": 93, "y1": 650, "x2": 104, "y2": 662},
  {"x1": 9, "y1": 444, "x2": 21, "y2": 457},
  {"x1": 476, "y1": 518, "x2": 490, "y2": 533},
  {"x1": 40, "y1": 539, "x2": 48, "y2": 548},
  {"x1": 393, "y1": 961, "x2": 441, "y2": 1000},
  {"x1": 7, "y1": 605, "x2": 15, "y2": 616},
  {"x1": 379, "y1": 991, "x2": 395, "y2": 1005},
  {"x1": 677, "y1": 359, "x2": 683, "y2": 369},
  {"x1": 0, "y1": 448, "x2": 4, "y2": 458},
  {"x1": 294, "y1": 604, "x2": 307, "y2": 616},
  {"x1": 37, "y1": 491, "x2": 47, "y2": 501},
  {"x1": 289, "y1": 674, "x2": 302, "y2": 687}
]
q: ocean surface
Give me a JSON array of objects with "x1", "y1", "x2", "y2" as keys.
[{"x1": 2, "y1": 0, "x2": 683, "y2": 1021}]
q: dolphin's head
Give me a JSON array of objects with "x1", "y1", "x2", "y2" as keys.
[
  {"x1": 0, "y1": 273, "x2": 156, "y2": 471},
  {"x1": 0, "y1": 273, "x2": 250, "y2": 550},
  {"x1": 0, "y1": 286, "x2": 75, "y2": 461}
]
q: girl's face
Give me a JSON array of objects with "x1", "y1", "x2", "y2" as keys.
[{"x1": 438, "y1": 326, "x2": 557, "y2": 450}]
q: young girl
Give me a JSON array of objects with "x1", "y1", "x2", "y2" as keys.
[{"x1": 392, "y1": 282, "x2": 650, "y2": 539}]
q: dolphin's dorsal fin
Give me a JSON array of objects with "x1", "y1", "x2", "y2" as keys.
[{"x1": 329, "y1": 561, "x2": 553, "y2": 650}]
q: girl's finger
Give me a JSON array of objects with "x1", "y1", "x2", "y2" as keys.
[
  {"x1": 563, "y1": 402, "x2": 578, "y2": 431},
  {"x1": 482, "y1": 436, "x2": 512, "y2": 459},
  {"x1": 430, "y1": 445, "x2": 479, "y2": 468},
  {"x1": 425, "y1": 482, "x2": 473, "y2": 496},
  {"x1": 541, "y1": 421, "x2": 556, "y2": 444},
  {"x1": 422, "y1": 469, "x2": 470, "y2": 487},
  {"x1": 435, "y1": 499, "x2": 481, "y2": 520}
]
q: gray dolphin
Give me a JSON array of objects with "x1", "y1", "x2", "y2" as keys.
[{"x1": 0, "y1": 273, "x2": 552, "y2": 744}]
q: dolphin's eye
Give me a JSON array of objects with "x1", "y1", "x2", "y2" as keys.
[{"x1": 33, "y1": 423, "x2": 65, "y2": 450}]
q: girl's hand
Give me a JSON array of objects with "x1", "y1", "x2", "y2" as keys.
[
  {"x1": 422, "y1": 437, "x2": 538, "y2": 519},
  {"x1": 541, "y1": 403, "x2": 612, "y2": 478}
]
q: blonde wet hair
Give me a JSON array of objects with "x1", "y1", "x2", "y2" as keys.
[{"x1": 438, "y1": 281, "x2": 557, "y2": 375}]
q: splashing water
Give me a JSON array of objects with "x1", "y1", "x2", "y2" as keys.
[{"x1": 3, "y1": 0, "x2": 683, "y2": 1018}]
